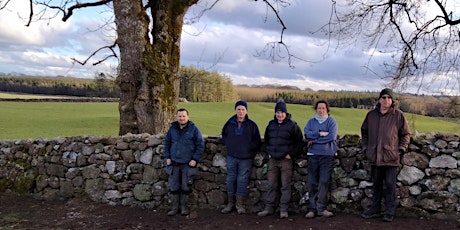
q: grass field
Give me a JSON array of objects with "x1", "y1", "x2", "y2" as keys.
[
  {"x1": 0, "y1": 99, "x2": 458, "y2": 140},
  {"x1": 183, "y1": 102, "x2": 460, "y2": 136}
]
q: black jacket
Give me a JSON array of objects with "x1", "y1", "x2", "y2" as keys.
[{"x1": 264, "y1": 113, "x2": 303, "y2": 160}]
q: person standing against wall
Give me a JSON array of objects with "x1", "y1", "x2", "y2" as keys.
[
  {"x1": 221, "y1": 100, "x2": 262, "y2": 214},
  {"x1": 257, "y1": 99, "x2": 303, "y2": 219},
  {"x1": 360, "y1": 88, "x2": 410, "y2": 222},
  {"x1": 164, "y1": 108, "x2": 204, "y2": 216},
  {"x1": 304, "y1": 100, "x2": 338, "y2": 219}
]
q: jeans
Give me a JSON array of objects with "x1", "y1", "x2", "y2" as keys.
[
  {"x1": 167, "y1": 164, "x2": 193, "y2": 194},
  {"x1": 264, "y1": 158, "x2": 293, "y2": 212},
  {"x1": 226, "y1": 155, "x2": 252, "y2": 196},
  {"x1": 307, "y1": 155, "x2": 335, "y2": 212},
  {"x1": 367, "y1": 166, "x2": 398, "y2": 216}
]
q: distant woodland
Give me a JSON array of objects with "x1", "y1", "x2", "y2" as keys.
[{"x1": 0, "y1": 66, "x2": 459, "y2": 119}]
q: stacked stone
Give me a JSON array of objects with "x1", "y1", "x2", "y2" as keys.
[{"x1": 0, "y1": 132, "x2": 459, "y2": 219}]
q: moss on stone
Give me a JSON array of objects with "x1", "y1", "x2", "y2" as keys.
[
  {"x1": 0, "y1": 178, "x2": 13, "y2": 192},
  {"x1": 13, "y1": 169, "x2": 38, "y2": 194}
]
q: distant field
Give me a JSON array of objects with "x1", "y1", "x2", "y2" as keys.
[
  {"x1": 0, "y1": 92, "x2": 70, "y2": 99},
  {"x1": 0, "y1": 100, "x2": 458, "y2": 140},
  {"x1": 182, "y1": 102, "x2": 460, "y2": 136}
]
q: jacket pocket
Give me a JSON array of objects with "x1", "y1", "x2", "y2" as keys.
[
  {"x1": 382, "y1": 145, "x2": 398, "y2": 162},
  {"x1": 166, "y1": 165, "x2": 173, "y2": 176}
]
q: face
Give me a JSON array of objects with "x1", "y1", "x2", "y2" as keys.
[
  {"x1": 235, "y1": 105, "x2": 247, "y2": 120},
  {"x1": 316, "y1": 103, "x2": 328, "y2": 116},
  {"x1": 275, "y1": 111, "x2": 286, "y2": 122},
  {"x1": 176, "y1": 110, "x2": 189, "y2": 126},
  {"x1": 379, "y1": 94, "x2": 393, "y2": 109}
]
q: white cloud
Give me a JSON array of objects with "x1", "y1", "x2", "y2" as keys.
[{"x1": 0, "y1": 1, "x2": 457, "y2": 95}]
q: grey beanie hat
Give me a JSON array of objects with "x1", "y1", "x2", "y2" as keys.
[{"x1": 379, "y1": 88, "x2": 394, "y2": 99}]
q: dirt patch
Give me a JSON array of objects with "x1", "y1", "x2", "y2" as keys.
[{"x1": 0, "y1": 194, "x2": 459, "y2": 230}]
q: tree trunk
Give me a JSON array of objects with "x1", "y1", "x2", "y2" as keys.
[{"x1": 113, "y1": 0, "x2": 197, "y2": 135}]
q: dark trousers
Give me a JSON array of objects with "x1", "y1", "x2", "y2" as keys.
[
  {"x1": 368, "y1": 165, "x2": 398, "y2": 216},
  {"x1": 167, "y1": 164, "x2": 193, "y2": 193},
  {"x1": 307, "y1": 155, "x2": 334, "y2": 213},
  {"x1": 264, "y1": 158, "x2": 293, "y2": 212},
  {"x1": 226, "y1": 156, "x2": 252, "y2": 196}
]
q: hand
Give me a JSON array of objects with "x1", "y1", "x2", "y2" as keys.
[
  {"x1": 166, "y1": 159, "x2": 171, "y2": 165},
  {"x1": 189, "y1": 160, "x2": 197, "y2": 167},
  {"x1": 399, "y1": 149, "x2": 405, "y2": 156},
  {"x1": 319, "y1": 131, "x2": 329, "y2": 137},
  {"x1": 399, "y1": 149, "x2": 405, "y2": 162}
]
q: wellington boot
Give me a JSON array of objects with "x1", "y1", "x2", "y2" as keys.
[
  {"x1": 167, "y1": 193, "x2": 179, "y2": 216},
  {"x1": 235, "y1": 196, "x2": 246, "y2": 214},
  {"x1": 221, "y1": 196, "x2": 235, "y2": 214},
  {"x1": 180, "y1": 194, "x2": 190, "y2": 216}
]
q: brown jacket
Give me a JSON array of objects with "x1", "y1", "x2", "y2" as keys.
[{"x1": 361, "y1": 106, "x2": 410, "y2": 166}]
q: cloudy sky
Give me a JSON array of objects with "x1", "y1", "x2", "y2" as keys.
[{"x1": 0, "y1": 0, "x2": 455, "y2": 94}]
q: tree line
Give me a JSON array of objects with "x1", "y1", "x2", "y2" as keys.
[
  {"x1": 0, "y1": 73, "x2": 119, "y2": 98},
  {"x1": 0, "y1": 66, "x2": 238, "y2": 102},
  {"x1": 1, "y1": 68, "x2": 458, "y2": 119},
  {"x1": 235, "y1": 85, "x2": 459, "y2": 119}
]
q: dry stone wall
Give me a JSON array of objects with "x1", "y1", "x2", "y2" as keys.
[{"x1": 0, "y1": 132, "x2": 459, "y2": 219}]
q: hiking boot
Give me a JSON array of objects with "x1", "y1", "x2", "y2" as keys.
[
  {"x1": 280, "y1": 211, "x2": 289, "y2": 219},
  {"x1": 305, "y1": 211, "x2": 315, "y2": 219},
  {"x1": 383, "y1": 215, "x2": 394, "y2": 222},
  {"x1": 318, "y1": 210, "x2": 334, "y2": 217}
]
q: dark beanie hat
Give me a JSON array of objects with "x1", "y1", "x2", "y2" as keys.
[
  {"x1": 379, "y1": 88, "x2": 394, "y2": 99},
  {"x1": 275, "y1": 99, "x2": 287, "y2": 113},
  {"x1": 234, "y1": 100, "x2": 248, "y2": 110}
]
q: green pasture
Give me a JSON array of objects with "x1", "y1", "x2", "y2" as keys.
[
  {"x1": 0, "y1": 102, "x2": 119, "y2": 140},
  {"x1": 0, "y1": 100, "x2": 458, "y2": 140},
  {"x1": 183, "y1": 102, "x2": 460, "y2": 136}
]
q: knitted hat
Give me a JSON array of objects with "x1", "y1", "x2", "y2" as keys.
[
  {"x1": 234, "y1": 100, "x2": 248, "y2": 110},
  {"x1": 275, "y1": 99, "x2": 287, "y2": 113},
  {"x1": 379, "y1": 88, "x2": 394, "y2": 99}
]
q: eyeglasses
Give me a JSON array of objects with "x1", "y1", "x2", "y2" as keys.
[{"x1": 381, "y1": 96, "x2": 392, "y2": 99}]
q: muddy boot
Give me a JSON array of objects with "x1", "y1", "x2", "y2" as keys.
[
  {"x1": 180, "y1": 193, "x2": 190, "y2": 216},
  {"x1": 236, "y1": 196, "x2": 246, "y2": 214},
  {"x1": 257, "y1": 206, "x2": 274, "y2": 217},
  {"x1": 221, "y1": 196, "x2": 235, "y2": 214},
  {"x1": 167, "y1": 193, "x2": 179, "y2": 216}
]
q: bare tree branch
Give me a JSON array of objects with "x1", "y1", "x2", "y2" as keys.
[
  {"x1": 182, "y1": 0, "x2": 220, "y2": 25},
  {"x1": 35, "y1": 0, "x2": 112, "y2": 22},
  {"x1": 0, "y1": 0, "x2": 11, "y2": 10},
  {"x1": 324, "y1": 0, "x2": 460, "y2": 94},
  {"x1": 253, "y1": 0, "x2": 315, "y2": 68},
  {"x1": 20, "y1": 1, "x2": 117, "y2": 67},
  {"x1": 71, "y1": 42, "x2": 118, "y2": 66}
]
